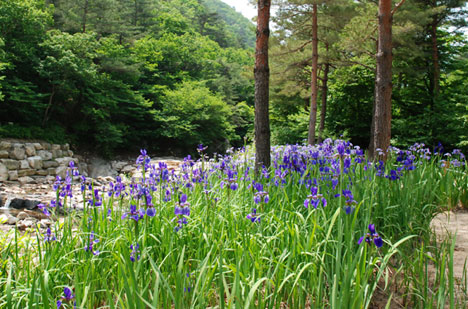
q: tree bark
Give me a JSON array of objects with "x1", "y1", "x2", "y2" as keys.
[
  {"x1": 318, "y1": 62, "x2": 329, "y2": 144},
  {"x1": 428, "y1": 14, "x2": 439, "y2": 145},
  {"x1": 369, "y1": 0, "x2": 393, "y2": 160},
  {"x1": 254, "y1": 0, "x2": 271, "y2": 171},
  {"x1": 134, "y1": 0, "x2": 138, "y2": 26},
  {"x1": 307, "y1": 3, "x2": 319, "y2": 145},
  {"x1": 430, "y1": 9, "x2": 440, "y2": 98},
  {"x1": 82, "y1": 0, "x2": 88, "y2": 33}
]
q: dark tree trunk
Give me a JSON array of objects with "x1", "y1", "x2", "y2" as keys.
[
  {"x1": 307, "y1": 3, "x2": 319, "y2": 145},
  {"x1": 254, "y1": 0, "x2": 271, "y2": 171},
  {"x1": 82, "y1": 0, "x2": 88, "y2": 33},
  {"x1": 369, "y1": 0, "x2": 393, "y2": 160},
  {"x1": 133, "y1": 0, "x2": 138, "y2": 26},
  {"x1": 430, "y1": 15, "x2": 440, "y2": 97},
  {"x1": 429, "y1": 14, "x2": 440, "y2": 145},
  {"x1": 318, "y1": 62, "x2": 329, "y2": 143}
]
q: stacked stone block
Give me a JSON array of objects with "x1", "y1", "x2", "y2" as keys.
[{"x1": 0, "y1": 140, "x2": 79, "y2": 184}]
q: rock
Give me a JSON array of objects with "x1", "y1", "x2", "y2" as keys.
[
  {"x1": 18, "y1": 219, "x2": 35, "y2": 230},
  {"x1": 52, "y1": 149, "x2": 62, "y2": 158},
  {"x1": 78, "y1": 162, "x2": 88, "y2": 174},
  {"x1": 45, "y1": 176, "x2": 55, "y2": 183},
  {"x1": 0, "y1": 150, "x2": 9, "y2": 158},
  {"x1": 40, "y1": 219, "x2": 53, "y2": 226},
  {"x1": 51, "y1": 144, "x2": 61, "y2": 151},
  {"x1": 18, "y1": 169, "x2": 35, "y2": 177},
  {"x1": 37, "y1": 150, "x2": 53, "y2": 161},
  {"x1": 25, "y1": 144, "x2": 36, "y2": 157},
  {"x1": 18, "y1": 176, "x2": 35, "y2": 185},
  {"x1": 0, "y1": 163, "x2": 7, "y2": 182},
  {"x1": 36, "y1": 169, "x2": 48, "y2": 176},
  {"x1": 17, "y1": 211, "x2": 30, "y2": 220},
  {"x1": 43, "y1": 143, "x2": 51, "y2": 150},
  {"x1": 62, "y1": 143, "x2": 70, "y2": 151},
  {"x1": 6, "y1": 198, "x2": 41, "y2": 210},
  {"x1": 20, "y1": 160, "x2": 29, "y2": 169},
  {"x1": 28, "y1": 156, "x2": 43, "y2": 169},
  {"x1": 10, "y1": 146, "x2": 26, "y2": 160},
  {"x1": 33, "y1": 143, "x2": 43, "y2": 150},
  {"x1": 112, "y1": 161, "x2": 128, "y2": 171},
  {"x1": 67, "y1": 150, "x2": 74, "y2": 157},
  {"x1": 32, "y1": 176, "x2": 47, "y2": 184},
  {"x1": 0, "y1": 214, "x2": 7, "y2": 223},
  {"x1": 121, "y1": 165, "x2": 135, "y2": 173},
  {"x1": 55, "y1": 166, "x2": 67, "y2": 179},
  {"x1": 97, "y1": 176, "x2": 115, "y2": 183},
  {"x1": 88, "y1": 158, "x2": 117, "y2": 178},
  {"x1": 43, "y1": 160, "x2": 59, "y2": 168},
  {"x1": 0, "y1": 195, "x2": 7, "y2": 207},
  {"x1": 1, "y1": 159, "x2": 20, "y2": 170},
  {"x1": 55, "y1": 157, "x2": 74, "y2": 166},
  {"x1": 0, "y1": 141, "x2": 11, "y2": 151},
  {"x1": 8, "y1": 170, "x2": 18, "y2": 181},
  {"x1": 7, "y1": 216, "x2": 18, "y2": 225},
  {"x1": 47, "y1": 168, "x2": 56, "y2": 175},
  {"x1": 24, "y1": 209, "x2": 49, "y2": 220}
]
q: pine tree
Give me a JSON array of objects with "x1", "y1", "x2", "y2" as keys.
[{"x1": 255, "y1": 0, "x2": 271, "y2": 171}]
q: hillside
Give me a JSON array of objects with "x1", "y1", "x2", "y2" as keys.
[{"x1": 203, "y1": 0, "x2": 256, "y2": 48}]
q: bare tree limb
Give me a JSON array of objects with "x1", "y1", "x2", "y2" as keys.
[{"x1": 391, "y1": 0, "x2": 406, "y2": 16}]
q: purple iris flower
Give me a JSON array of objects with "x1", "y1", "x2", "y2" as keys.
[
  {"x1": 304, "y1": 187, "x2": 326, "y2": 209},
  {"x1": 88, "y1": 189, "x2": 102, "y2": 207},
  {"x1": 57, "y1": 287, "x2": 75, "y2": 308},
  {"x1": 44, "y1": 228, "x2": 57, "y2": 242},
  {"x1": 253, "y1": 182, "x2": 269, "y2": 204},
  {"x1": 173, "y1": 194, "x2": 191, "y2": 232},
  {"x1": 122, "y1": 204, "x2": 145, "y2": 222},
  {"x1": 146, "y1": 207, "x2": 156, "y2": 217},
  {"x1": 130, "y1": 243, "x2": 140, "y2": 262},
  {"x1": 358, "y1": 224, "x2": 383, "y2": 248},
  {"x1": 197, "y1": 144, "x2": 208, "y2": 153},
  {"x1": 38, "y1": 203, "x2": 51, "y2": 217},
  {"x1": 246, "y1": 208, "x2": 260, "y2": 223},
  {"x1": 84, "y1": 231, "x2": 100, "y2": 255}
]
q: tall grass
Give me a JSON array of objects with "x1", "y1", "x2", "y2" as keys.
[{"x1": 0, "y1": 140, "x2": 466, "y2": 308}]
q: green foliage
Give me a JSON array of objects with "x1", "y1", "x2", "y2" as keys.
[
  {"x1": 270, "y1": 0, "x2": 468, "y2": 152},
  {"x1": 326, "y1": 65, "x2": 374, "y2": 147},
  {"x1": 156, "y1": 81, "x2": 234, "y2": 152},
  {"x1": 203, "y1": 0, "x2": 255, "y2": 48},
  {"x1": 1, "y1": 145, "x2": 466, "y2": 307},
  {"x1": 0, "y1": 0, "x2": 255, "y2": 156},
  {"x1": 0, "y1": 123, "x2": 68, "y2": 144}
]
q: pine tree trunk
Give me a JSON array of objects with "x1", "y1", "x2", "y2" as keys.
[
  {"x1": 307, "y1": 3, "x2": 318, "y2": 145},
  {"x1": 254, "y1": 0, "x2": 271, "y2": 171},
  {"x1": 369, "y1": 0, "x2": 392, "y2": 160},
  {"x1": 429, "y1": 15, "x2": 439, "y2": 144},
  {"x1": 134, "y1": 0, "x2": 139, "y2": 26},
  {"x1": 82, "y1": 0, "x2": 88, "y2": 33},
  {"x1": 318, "y1": 62, "x2": 329, "y2": 143},
  {"x1": 430, "y1": 16, "x2": 440, "y2": 97}
]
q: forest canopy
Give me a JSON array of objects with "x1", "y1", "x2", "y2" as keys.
[{"x1": 0, "y1": 0, "x2": 467, "y2": 156}]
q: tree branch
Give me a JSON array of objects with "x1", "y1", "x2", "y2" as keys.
[{"x1": 391, "y1": 0, "x2": 406, "y2": 16}]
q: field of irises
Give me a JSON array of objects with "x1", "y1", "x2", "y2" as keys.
[{"x1": 1, "y1": 139, "x2": 467, "y2": 308}]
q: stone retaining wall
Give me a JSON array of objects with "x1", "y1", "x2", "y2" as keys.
[{"x1": 0, "y1": 140, "x2": 80, "y2": 185}]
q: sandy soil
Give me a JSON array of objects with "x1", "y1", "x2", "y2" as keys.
[{"x1": 431, "y1": 210, "x2": 468, "y2": 282}]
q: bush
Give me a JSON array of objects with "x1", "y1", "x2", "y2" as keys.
[{"x1": 156, "y1": 81, "x2": 234, "y2": 153}]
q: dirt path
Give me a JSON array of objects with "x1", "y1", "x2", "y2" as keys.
[{"x1": 431, "y1": 211, "x2": 468, "y2": 280}]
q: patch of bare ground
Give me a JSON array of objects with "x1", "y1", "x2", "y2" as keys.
[{"x1": 370, "y1": 209, "x2": 468, "y2": 308}]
